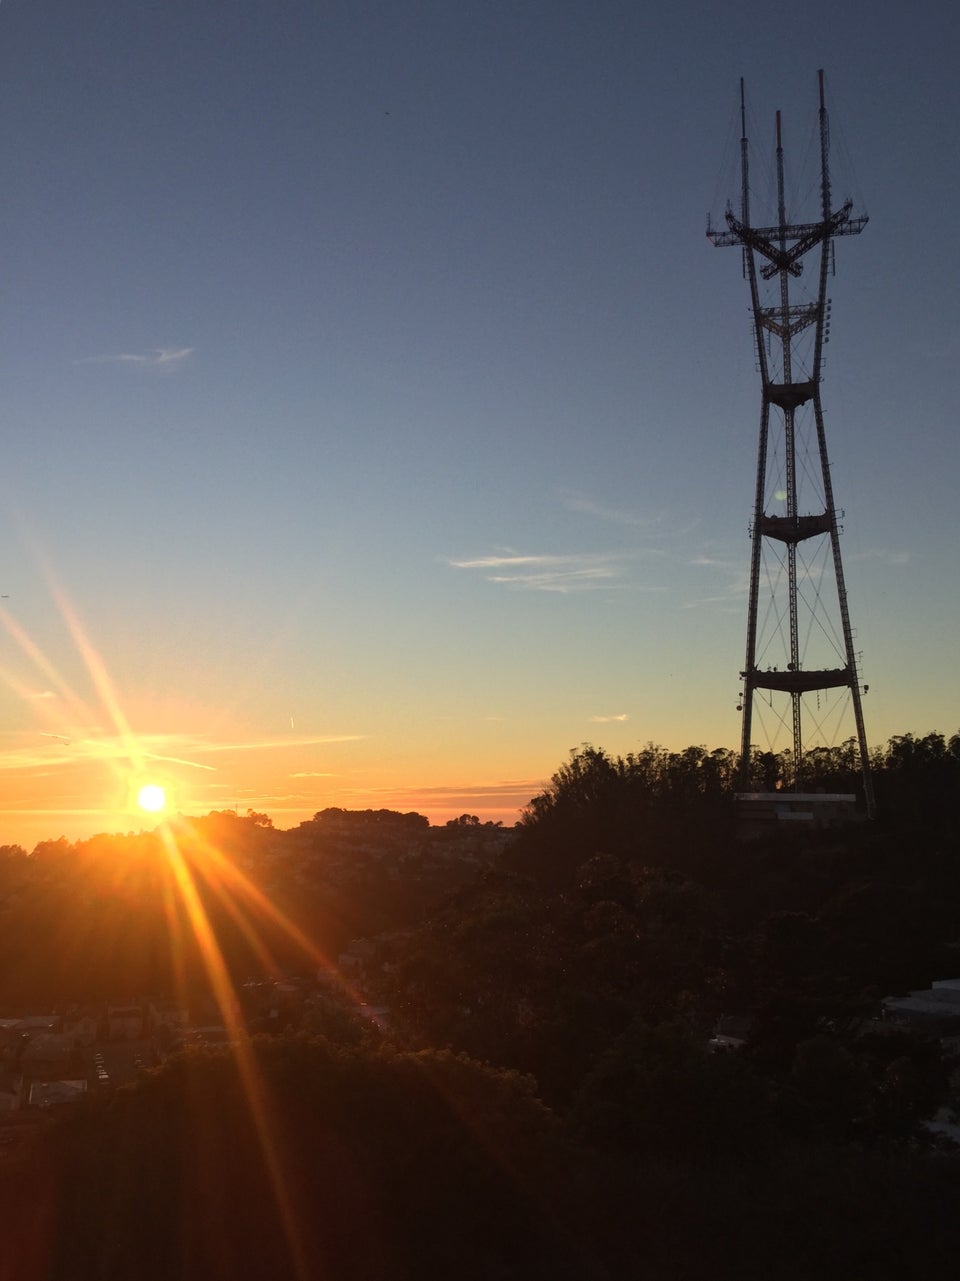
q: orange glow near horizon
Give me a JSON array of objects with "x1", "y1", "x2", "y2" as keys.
[{"x1": 0, "y1": 563, "x2": 549, "y2": 851}]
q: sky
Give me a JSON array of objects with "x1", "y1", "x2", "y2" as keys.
[{"x1": 0, "y1": 0, "x2": 956, "y2": 846}]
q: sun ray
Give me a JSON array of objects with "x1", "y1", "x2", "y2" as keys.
[
  {"x1": 171, "y1": 819, "x2": 338, "y2": 978},
  {"x1": 0, "y1": 606, "x2": 92, "y2": 716},
  {"x1": 46, "y1": 581, "x2": 145, "y2": 772},
  {"x1": 158, "y1": 824, "x2": 312, "y2": 1281}
]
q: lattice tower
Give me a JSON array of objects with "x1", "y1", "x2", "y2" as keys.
[{"x1": 707, "y1": 71, "x2": 875, "y2": 816}]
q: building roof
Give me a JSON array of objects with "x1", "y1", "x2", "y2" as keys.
[{"x1": 28, "y1": 1079, "x2": 87, "y2": 1109}]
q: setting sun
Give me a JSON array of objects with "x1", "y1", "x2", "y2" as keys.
[{"x1": 137, "y1": 783, "x2": 167, "y2": 815}]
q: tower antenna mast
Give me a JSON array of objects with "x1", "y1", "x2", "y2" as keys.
[{"x1": 708, "y1": 71, "x2": 875, "y2": 818}]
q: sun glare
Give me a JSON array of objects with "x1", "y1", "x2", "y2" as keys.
[{"x1": 137, "y1": 783, "x2": 167, "y2": 815}]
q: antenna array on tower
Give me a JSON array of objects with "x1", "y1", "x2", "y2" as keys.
[{"x1": 708, "y1": 71, "x2": 875, "y2": 819}]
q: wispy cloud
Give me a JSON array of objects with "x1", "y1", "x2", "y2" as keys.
[
  {"x1": 74, "y1": 347, "x2": 193, "y2": 368},
  {"x1": 241, "y1": 792, "x2": 318, "y2": 806},
  {"x1": 349, "y1": 779, "x2": 545, "y2": 813},
  {"x1": 849, "y1": 547, "x2": 910, "y2": 566},
  {"x1": 403, "y1": 781, "x2": 543, "y2": 800},
  {"x1": 690, "y1": 554, "x2": 738, "y2": 569},
  {"x1": 0, "y1": 730, "x2": 365, "y2": 776},
  {"x1": 559, "y1": 489, "x2": 704, "y2": 542},
  {"x1": 681, "y1": 547, "x2": 750, "y2": 609},
  {"x1": 590, "y1": 713, "x2": 629, "y2": 723},
  {"x1": 193, "y1": 735, "x2": 364, "y2": 756},
  {"x1": 0, "y1": 734, "x2": 213, "y2": 774},
  {"x1": 142, "y1": 751, "x2": 218, "y2": 772},
  {"x1": 559, "y1": 490, "x2": 651, "y2": 528},
  {"x1": 683, "y1": 539, "x2": 866, "y2": 610},
  {"x1": 448, "y1": 550, "x2": 641, "y2": 594}
]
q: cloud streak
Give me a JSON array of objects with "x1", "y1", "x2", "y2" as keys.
[
  {"x1": 345, "y1": 779, "x2": 545, "y2": 813},
  {"x1": 448, "y1": 550, "x2": 642, "y2": 594},
  {"x1": 193, "y1": 735, "x2": 365, "y2": 756},
  {"x1": 74, "y1": 347, "x2": 193, "y2": 368},
  {"x1": 0, "y1": 730, "x2": 365, "y2": 775},
  {"x1": 559, "y1": 490, "x2": 652, "y2": 528},
  {"x1": 849, "y1": 547, "x2": 910, "y2": 566}
]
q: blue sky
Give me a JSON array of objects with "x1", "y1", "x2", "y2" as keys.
[{"x1": 0, "y1": 0, "x2": 956, "y2": 844}]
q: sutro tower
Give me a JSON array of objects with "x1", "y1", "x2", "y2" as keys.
[{"x1": 708, "y1": 71, "x2": 875, "y2": 817}]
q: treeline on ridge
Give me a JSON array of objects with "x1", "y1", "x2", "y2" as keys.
[{"x1": 1, "y1": 730, "x2": 959, "y2": 1278}]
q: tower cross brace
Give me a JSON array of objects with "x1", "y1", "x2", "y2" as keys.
[{"x1": 708, "y1": 71, "x2": 875, "y2": 818}]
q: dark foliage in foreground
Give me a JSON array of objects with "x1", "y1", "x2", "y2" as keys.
[
  {"x1": 3, "y1": 1033, "x2": 960, "y2": 1281},
  {"x1": 2, "y1": 1037, "x2": 578, "y2": 1281}
]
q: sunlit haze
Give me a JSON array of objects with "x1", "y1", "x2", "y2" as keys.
[{"x1": 0, "y1": 1, "x2": 956, "y2": 848}]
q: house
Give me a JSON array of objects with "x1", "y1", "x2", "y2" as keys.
[
  {"x1": 882, "y1": 978, "x2": 960, "y2": 1146},
  {"x1": 735, "y1": 792, "x2": 861, "y2": 839},
  {"x1": 338, "y1": 938, "x2": 377, "y2": 975},
  {"x1": 0, "y1": 1020, "x2": 25, "y2": 1064},
  {"x1": 0, "y1": 1073, "x2": 20, "y2": 1112},
  {"x1": 107, "y1": 1004, "x2": 144, "y2": 1041},
  {"x1": 357, "y1": 1003, "x2": 390, "y2": 1032},
  {"x1": 148, "y1": 1000, "x2": 189, "y2": 1035},
  {"x1": 27, "y1": 1079, "x2": 87, "y2": 1109},
  {"x1": 20, "y1": 1033, "x2": 75, "y2": 1080},
  {"x1": 708, "y1": 1014, "x2": 754, "y2": 1052},
  {"x1": 62, "y1": 1009, "x2": 100, "y2": 1046},
  {"x1": 176, "y1": 1026, "x2": 231, "y2": 1049},
  {"x1": 883, "y1": 978, "x2": 960, "y2": 1028}
]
